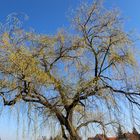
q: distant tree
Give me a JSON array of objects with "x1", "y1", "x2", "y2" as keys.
[
  {"x1": 117, "y1": 125, "x2": 124, "y2": 139},
  {"x1": 132, "y1": 127, "x2": 139, "y2": 135},
  {"x1": 0, "y1": 1, "x2": 140, "y2": 140}
]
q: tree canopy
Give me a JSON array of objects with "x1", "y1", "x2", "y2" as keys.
[{"x1": 0, "y1": 1, "x2": 140, "y2": 140}]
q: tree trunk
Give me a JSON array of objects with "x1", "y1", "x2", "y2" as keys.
[
  {"x1": 56, "y1": 114, "x2": 81, "y2": 140},
  {"x1": 54, "y1": 107, "x2": 80, "y2": 140},
  {"x1": 65, "y1": 119, "x2": 81, "y2": 140},
  {"x1": 61, "y1": 124, "x2": 68, "y2": 140}
]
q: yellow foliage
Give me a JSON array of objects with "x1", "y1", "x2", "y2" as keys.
[
  {"x1": 0, "y1": 41, "x2": 51, "y2": 86},
  {"x1": 109, "y1": 46, "x2": 136, "y2": 66},
  {"x1": 2, "y1": 32, "x2": 11, "y2": 47},
  {"x1": 56, "y1": 31, "x2": 65, "y2": 43}
]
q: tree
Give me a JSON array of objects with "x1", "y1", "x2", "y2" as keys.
[
  {"x1": 132, "y1": 127, "x2": 139, "y2": 135},
  {"x1": 0, "y1": 1, "x2": 140, "y2": 140},
  {"x1": 117, "y1": 125, "x2": 124, "y2": 139}
]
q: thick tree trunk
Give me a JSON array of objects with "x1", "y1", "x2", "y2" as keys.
[
  {"x1": 54, "y1": 106, "x2": 80, "y2": 140},
  {"x1": 65, "y1": 109, "x2": 81, "y2": 140},
  {"x1": 56, "y1": 112, "x2": 80, "y2": 139},
  {"x1": 61, "y1": 124, "x2": 68, "y2": 140},
  {"x1": 65, "y1": 119, "x2": 81, "y2": 140}
]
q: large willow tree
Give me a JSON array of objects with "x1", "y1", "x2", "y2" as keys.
[{"x1": 0, "y1": 1, "x2": 139, "y2": 140}]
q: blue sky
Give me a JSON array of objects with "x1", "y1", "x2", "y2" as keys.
[
  {"x1": 0, "y1": 0, "x2": 80, "y2": 34},
  {"x1": 0, "y1": 0, "x2": 139, "y2": 34},
  {"x1": 0, "y1": 0, "x2": 140, "y2": 140}
]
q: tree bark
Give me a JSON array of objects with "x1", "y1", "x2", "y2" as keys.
[
  {"x1": 61, "y1": 124, "x2": 68, "y2": 140},
  {"x1": 65, "y1": 121, "x2": 81, "y2": 140},
  {"x1": 56, "y1": 111, "x2": 81, "y2": 140}
]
